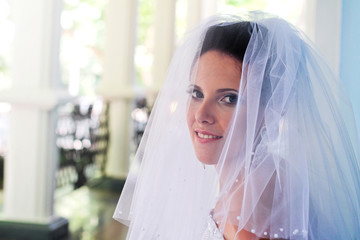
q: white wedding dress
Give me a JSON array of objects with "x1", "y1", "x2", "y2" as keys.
[{"x1": 201, "y1": 215, "x2": 224, "y2": 240}]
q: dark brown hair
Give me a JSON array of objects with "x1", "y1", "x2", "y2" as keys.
[{"x1": 200, "y1": 21, "x2": 253, "y2": 62}]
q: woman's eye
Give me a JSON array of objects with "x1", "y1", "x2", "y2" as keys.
[
  {"x1": 221, "y1": 94, "x2": 238, "y2": 104},
  {"x1": 191, "y1": 89, "x2": 204, "y2": 99}
]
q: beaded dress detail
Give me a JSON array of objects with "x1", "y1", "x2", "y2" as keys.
[{"x1": 201, "y1": 215, "x2": 224, "y2": 240}]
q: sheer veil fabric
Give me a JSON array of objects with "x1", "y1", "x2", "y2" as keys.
[{"x1": 114, "y1": 12, "x2": 360, "y2": 239}]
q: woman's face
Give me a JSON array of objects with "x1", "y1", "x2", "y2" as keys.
[{"x1": 187, "y1": 50, "x2": 242, "y2": 165}]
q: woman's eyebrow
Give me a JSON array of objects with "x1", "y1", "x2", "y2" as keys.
[
  {"x1": 188, "y1": 84, "x2": 202, "y2": 90},
  {"x1": 216, "y1": 88, "x2": 238, "y2": 93}
]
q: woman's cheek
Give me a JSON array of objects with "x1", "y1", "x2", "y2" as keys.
[
  {"x1": 186, "y1": 104, "x2": 196, "y2": 129},
  {"x1": 187, "y1": 99, "x2": 199, "y2": 121}
]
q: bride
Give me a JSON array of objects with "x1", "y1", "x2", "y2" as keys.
[{"x1": 114, "y1": 12, "x2": 360, "y2": 239}]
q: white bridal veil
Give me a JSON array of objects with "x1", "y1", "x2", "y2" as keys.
[{"x1": 114, "y1": 12, "x2": 360, "y2": 239}]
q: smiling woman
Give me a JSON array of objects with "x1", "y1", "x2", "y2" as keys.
[
  {"x1": 187, "y1": 51, "x2": 243, "y2": 165},
  {"x1": 114, "y1": 12, "x2": 360, "y2": 240}
]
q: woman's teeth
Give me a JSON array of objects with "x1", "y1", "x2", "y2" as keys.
[{"x1": 197, "y1": 132, "x2": 221, "y2": 139}]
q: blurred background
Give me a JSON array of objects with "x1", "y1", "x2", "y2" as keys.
[{"x1": 0, "y1": 0, "x2": 359, "y2": 239}]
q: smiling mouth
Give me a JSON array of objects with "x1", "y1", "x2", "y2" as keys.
[{"x1": 196, "y1": 131, "x2": 222, "y2": 139}]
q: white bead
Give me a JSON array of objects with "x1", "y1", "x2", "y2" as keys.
[
  {"x1": 274, "y1": 233, "x2": 279, "y2": 238},
  {"x1": 236, "y1": 216, "x2": 240, "y2": 220},
  {"x1": 251, "y1": 229, "x2": 255, "y2": 233},
  {"x1": 293, "y1": 229, "x2": 299, "y2": 235},
  {"x1": 235, "y1": 179, "x2": 239, "y2": 182},
  {"x1": 280, "y1": 228, "x2": 284, "y2": 232},
  {"x1": 264, "y1": 232, "x2": 268, "y2": 236}
]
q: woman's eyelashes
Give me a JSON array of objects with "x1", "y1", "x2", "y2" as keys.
[
  {"x1": 187, "y1": 88, "x2": 239, "y2": 105},
  {"x1": 220, "y1": 94, "x2": 238, "y2": 104},
  {"x1": 191, "y1": 89, "x2": 204, "y2": 99},
  {"x1": 187, "y1": 87, "x2": 204, "y2": 99}
]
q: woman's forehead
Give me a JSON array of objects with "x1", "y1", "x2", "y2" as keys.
[{"x1": 192, "y1": 50, "x2": 242, "y2": 89}]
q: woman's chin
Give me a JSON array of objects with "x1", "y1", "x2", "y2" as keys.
[{"x1": 196, "y1": 153, "x2": 219, "y2": 165}]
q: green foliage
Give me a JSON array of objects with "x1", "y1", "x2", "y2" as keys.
[
  {"x1": 226, "y1": 0, "x2": 253, "y2": 7},
  {"x1": 138, "y1": 0, "x2": 155, "y2": 45},
  {"x1": 61, "y1": 0, "x2": 107, "y2": 96}
]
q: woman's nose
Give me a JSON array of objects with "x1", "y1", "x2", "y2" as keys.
[{"x1": 195, "y1": 101, "x2": 215, "y2": 124}]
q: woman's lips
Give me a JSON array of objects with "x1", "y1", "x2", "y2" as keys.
[{"x1": 195, "y1": 129, "x2": 223, "y2": 143}]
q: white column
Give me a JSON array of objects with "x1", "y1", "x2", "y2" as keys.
[
  {"x1": 96, "y1": 0, "x2": 137, "y2": 179},
  {"x1": 186, "y1": 0, "x2": 202, "y2": 31},
  {"x1": 185, "y1": 0, "x2": 220, "y2": 38},
  {"x1": 304, "y1": 0, "x2": 342, "y2": 74},
  {"x1": 200, "y1": 0, "x2": 218, "y2": 20},
  {"x1": 152, "y1": 0, "x2": 176, "y2": 91},
  {"x1": 0, "y1": 0, "x2": 66, "y2": 223}
]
